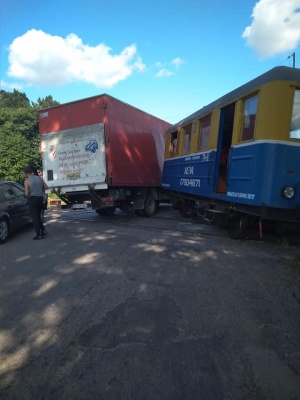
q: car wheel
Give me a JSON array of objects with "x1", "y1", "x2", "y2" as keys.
[{"x1": 0, "y1": 219, "x2": 9, "y2": 244}]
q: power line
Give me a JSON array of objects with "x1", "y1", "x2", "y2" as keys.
[{"x1": 277, "y1": 52, "x2": 296, "y2": 68}]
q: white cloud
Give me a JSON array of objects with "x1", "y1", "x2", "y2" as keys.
[
  {"x1": 154, "y1": 57, "x2": 184, "y2": 78},
  {"x1": 171, "y1": 57, "x2": 185, "y2": 67},
  {"x1": 7, "y1": 29, "x2": 145, "y2": 88},
  {"x1": 155, "y1": 68, "x2": 174, "y2": 78},
  {"x1": 242, "y1": 0, "x2": 300, "y2": 57}
]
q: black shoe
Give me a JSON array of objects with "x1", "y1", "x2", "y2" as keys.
[
  {"x1": 33, "y1": 235, "x2": 42, "y2": 240},
  {"x1": 41, "y1": 230, "x2": 47, "y2": 237}
]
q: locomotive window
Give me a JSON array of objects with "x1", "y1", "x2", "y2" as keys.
[
  {"x1": 170, "y1": 131, "x2": 179, "y2": 154},
  {"x1": 241, "y1": 94, "x2": 258, "y2": 141},
  {"x1": 183, "y1": 124, "x2": 192, "y2": 153},
  {"x1": 199, "y1": 115, "x2": 211, "y2": 149},
  {"x1": 290, "y1": 90, "x2": 300, "y2": 139}
]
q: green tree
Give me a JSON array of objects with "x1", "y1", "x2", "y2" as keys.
[
  {"x1": 0, "y1": 89, "x2": 30, "y2": 108},
  {"x1": 0, "y1": 131, "x2": 39, "y2": 182},
  {"x1": 0, "y1": 89, "x2": 59, "y2": 183},
  {"x1": 32, "y1": 95, "x2": 60, "y2": 109}
]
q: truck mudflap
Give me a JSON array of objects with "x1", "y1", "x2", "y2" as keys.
[{"x1": 88, "y1": 186, "x2": 113, "y2": 210}]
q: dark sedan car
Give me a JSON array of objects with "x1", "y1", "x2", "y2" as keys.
[{"x1": 0, "y1": 181, "x2": 32, "y2": 243}]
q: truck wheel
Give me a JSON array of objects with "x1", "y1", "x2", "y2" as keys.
[
  {"x1": 142, "y1": 195, "x2": 157, "y2": 217},
  {"x1": 96, "y1": 209, "x2": 106, "y2": 216},
  {"x1": 104, "y1": 206, "x2": 116, "y2": 216},
  {"x1": 0, "y1": 219, "x2": 9, "y2": 244},
  {"x1": 96, "y1": 207, "x2": 116, "y2": 216}
]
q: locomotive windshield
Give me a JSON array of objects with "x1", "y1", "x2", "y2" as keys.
[{"x1": 290, "y1": 89, "x2": 300, "y2": 139}]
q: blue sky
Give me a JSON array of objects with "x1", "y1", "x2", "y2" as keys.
[{"x1": 1, "y1": 0, "x2": 300, "y2": 123}]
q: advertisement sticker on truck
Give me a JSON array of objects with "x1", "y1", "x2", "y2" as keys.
[{"x1": 42, "y1": 123, "x2": 107, "y2": 186}]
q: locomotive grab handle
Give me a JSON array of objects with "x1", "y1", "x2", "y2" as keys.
[
  {"x1": 225, "y1": 147, "x2": 232, "y2": 185},
  {"x1": 207, "y1": 155, "x2": 213, "y2": 184}
]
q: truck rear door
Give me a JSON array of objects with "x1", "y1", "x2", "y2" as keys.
[{"x1": 42, "y1": 123, "x2": 107, "y2": 192}]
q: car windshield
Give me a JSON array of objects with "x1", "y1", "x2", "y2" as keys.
[
  {"x1": 11, "y1": 183, "x2": 25, "y2": 197},
  {"x1": 0, "y1": 184, "x2": 16, "y2": 201}
]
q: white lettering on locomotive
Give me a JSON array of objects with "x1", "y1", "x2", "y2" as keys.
[
  {"x1": 180, "y1": 178, "x2": 200, "y2": 187},
  {"x1": 227, "y1": 192, "x2": 255, "y2": 200},
  {"x1": 184, "y1": 166, "x2": 194, "y2": 175}
]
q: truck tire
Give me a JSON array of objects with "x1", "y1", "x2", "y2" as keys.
[
  {"x1": 104, "y1": 206, "x2": 116, "y2": 215},
  {"x1": 96, "y1": 209, "x2": 106, "y2": 216},
  {"x1": 142, "y1": 195, "x2": 157, "y2": 217},
  {"x1": 96, "y1": 207, "x2": 116, "y2": 216}
]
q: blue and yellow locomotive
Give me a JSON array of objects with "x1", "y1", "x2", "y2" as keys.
[{"x1": 162, "y1": 66, "x2": 300, "y2": 238}]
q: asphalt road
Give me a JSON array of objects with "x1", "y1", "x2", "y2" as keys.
[{"x1": 1, "y1": 206, "x2": 300, "y2": 400}]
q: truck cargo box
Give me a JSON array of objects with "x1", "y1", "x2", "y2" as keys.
[{"x1": 38, "y1": 94, "x2": 171, "y2": 193}]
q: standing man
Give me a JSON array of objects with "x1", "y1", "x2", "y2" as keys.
[{"x1": 23, "y1": 166, "x2": 48, "y2": 240}]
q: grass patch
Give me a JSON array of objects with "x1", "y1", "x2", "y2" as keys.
[
  {"x1": 47, "y1": 192, "x2": 67, "y2": 206},
  {"x1": 48, "y1": 192, "x2": 61, "y2": 200}
]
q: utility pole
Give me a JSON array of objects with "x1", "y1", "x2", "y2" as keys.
[{"x1": 290, "y1": 52, "x2": 296, "y2": 68}]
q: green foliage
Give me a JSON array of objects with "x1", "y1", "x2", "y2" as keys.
[
  {"x1": 48, "y1": 192, "x2": 60, "y2": 199},
  {"x1": 0, "y1": 89, "x2": 60, "y2": 183},
  {"x1": 0, "y1": 131, "x2": 40, "y2": 183},
  {"x1": 0, "y1": 107, "x2": 38, "y2": 139},
  {"x1": 0, "y1": 89, "x2": 30, "y2": 108},
  {"x1": 32, "y1": 95, "x2": 60, "y2": 109}
]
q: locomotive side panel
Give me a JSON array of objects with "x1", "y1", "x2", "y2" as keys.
[{"x1": 162, "y1": 151, "x2": 215, "y2": 197}]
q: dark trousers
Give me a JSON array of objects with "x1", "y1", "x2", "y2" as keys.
[
  {"x1": 42, "y1": 194, "x2": 48, "y2": 215},
  {"x1": 28, "y1": 196, "x2": 45, "y2": 236}
]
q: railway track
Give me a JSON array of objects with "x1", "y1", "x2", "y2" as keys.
[
  {"x1": 45, "y1": 206, "x2": 224, "y2": 238},
  {"x1": 46, "y1": 206, "x2": 300, "y2": 244}
]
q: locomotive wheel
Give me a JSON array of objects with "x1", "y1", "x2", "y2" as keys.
[
  {"x1": 227, "y1": 214, "x2": 248, "y2": 239},
  {"x1": 142, "y1": 195, "x2": 157, "y2": 217},
  {"x1": 214, "y1": 213, "x2": 228, "y2": 229},
  {"x1": 179, "y1": 202, "x2": 189, "y2": 218},
  {"x1": 179, "y1": 200, "x2": 195, "y2": 218}
]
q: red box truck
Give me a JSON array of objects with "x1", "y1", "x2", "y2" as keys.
[{"x1": 38, "y1": 94, "x2": 171, "y2": 216}]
